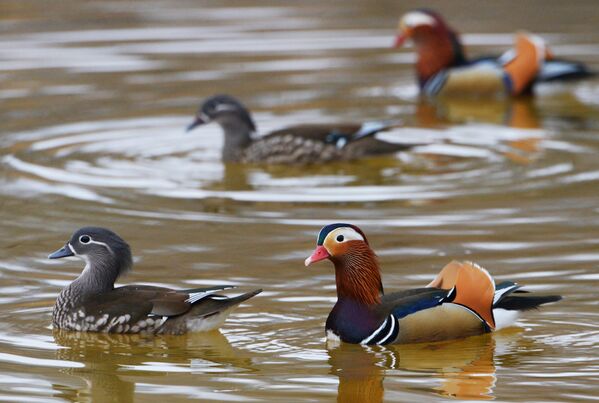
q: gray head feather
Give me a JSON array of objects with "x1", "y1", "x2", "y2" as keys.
[
  {"x1": 199, "y1": 94, "x2": 257, "y2": 133},
  {"x1": 69, "y1": 227, "x2": 133, "y2": 280}
]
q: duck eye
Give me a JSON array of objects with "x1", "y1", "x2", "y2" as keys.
[
  {"x1": 79, "y1": 235, "x2": 91, "y2": 244},
  {"x1": 336, "y1": 235, "x2": 344, "y2": 242}
]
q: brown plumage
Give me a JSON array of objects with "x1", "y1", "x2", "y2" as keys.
[
  {"x1": 394, "y1": 9, "x2": 592, "y2": 97},
  {"x1": 306, "y1": 223, "x2": 562, "y2": 345},
  {"x1": 186, "y1": 94, "x2": 419, "y2": 164},
  {"x1": 331, "y1": 241, "x2": 383, "y2": 306}
]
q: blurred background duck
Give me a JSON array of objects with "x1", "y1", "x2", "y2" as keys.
[
  {"x1": 305, "y1": 223, "x2": 561, "y2": 345},
  {"x1": 186, "y1": 94, "x2": 420, "y2": 164},
  {"x1": 49, "y1": 227, "x2": 261, "y2": 335},
  {"x1": 393, "y1": 9, "x2": 592, "y2": 97}
]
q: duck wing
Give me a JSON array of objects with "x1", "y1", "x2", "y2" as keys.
[
  {"x1": 378, "y1": 288, "x2": 448, "y2": 319},
  {"x1": 264, "y1": 121, "x2": 408, "y2": 148},
  {"x1": 75, "y1": 285, "x2": 245, "y2": 332}
]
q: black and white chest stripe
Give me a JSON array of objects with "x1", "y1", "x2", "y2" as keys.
[{"x1": 360, "y1": 315, "x2": 399, "y2": 345}]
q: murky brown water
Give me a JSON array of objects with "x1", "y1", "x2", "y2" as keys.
[{"x1": 1, "y1": 0, "x2": 599, "y2": 401}]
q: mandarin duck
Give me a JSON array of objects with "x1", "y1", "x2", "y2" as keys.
[
  {"x1": 49, "y1": 227, "x2": 261, "y2": 334},
  {"x1": 305, "y1": 223, "x2": 561, "y2": 345},
  {"x1": 394, "y1": 9, "x2": 592, "y2": 97},
  {"x1": 186, "y1": 94, "x2": 418, "y2": 164}
]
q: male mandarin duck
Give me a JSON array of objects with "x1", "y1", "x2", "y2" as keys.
[
  {"x1": 394, "y1": 9, "x2": 592, "y2": 97},
  {"x1": 49, "y1": 227, "x2": 261, "y2": 334},
  {"x1": 305, "y1": 223, "x2": 561, "y2": 344},
  {"x1": 186, "y1": 94, "x2": 419, "y2": 164}
]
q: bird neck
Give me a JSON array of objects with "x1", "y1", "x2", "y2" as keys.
[
  {"x1": 415, "y1": 29, "x2": 465, "y2": 85},
  {"x1": 218, "y1": 117, "x2": 255, "y2": 162},
  {"x1": 332, "y1": 245, "x2": 384, "y2": 306},
  {"x1": 67, "y1": 258, "x2": 118, "y2": 301}
]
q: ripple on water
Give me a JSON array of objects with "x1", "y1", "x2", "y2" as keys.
[
  {"x1": 1, "y1": 4, "x2": 598, "y2": 402},
  {"x1": 1, "y1": 115, "x2": 567, "y2": 210}
]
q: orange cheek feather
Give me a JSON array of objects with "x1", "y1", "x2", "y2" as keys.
[{"x1": 323, "y1": 239, "x2": 358, "y2": 258}]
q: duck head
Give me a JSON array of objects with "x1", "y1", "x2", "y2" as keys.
[
  {"x1": 187, "y1": 94, "x2": 257, "y2": 161},
  {"x1": 394, "y1": 9, "x2": 466, "y2": 85},
  {"x1": 305, "y1": 223, "x2": 383, "y2": 305},
  {"x1": 49, "y1": 227, "x2": 132, "y2": 288},
  {"x1": 187, "y1": 94, "x2": 256, "y2": 133}
]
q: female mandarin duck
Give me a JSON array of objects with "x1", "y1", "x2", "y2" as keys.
[
  {"x1": 49, "y1": 227, "x2": 261, "y2": 334},
  {"x1": 305, "y1": 223, "x2": 561, "y2": 344},
  {"x1": 394, "y1": 9, "x2": 591, "y2": 97},
  {"x1": 186, "y1": 94, "x2": 418, "y2": 164}
]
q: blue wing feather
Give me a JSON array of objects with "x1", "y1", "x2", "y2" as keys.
[{"x1": 383, "y1": 290, "x2": 447, "y2": 319}]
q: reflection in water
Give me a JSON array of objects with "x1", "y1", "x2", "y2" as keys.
[
  {"x1": 397, "y1": 336, "x2": 496, "y2": 400},
  {"x1": 1, "y1": 111, "x2": 559, "y2": 206},
  {"x1": 328, "y1": 328, "x2": 572, "y2": 402},
  {"x1": 416, "y1": 97, "x2": 540, "y2": 129},
  {"x1": 52, "y1": 329, "x2": 254, "y2": 402},
  {"x1": 1, "y1": 0, "x2": 599, "y2": 401},
  {"x1": 330, "y1": 334, "x2": 501, "y2": 402},
  {"x1": 415, "y1": 97, "x2": 543, "y2": 164},
  {"x1": 53, "y1": 330, "x2": 136, "y2": 402},
  {"x1": 329, "y1": 343, "x2": 385, "y2": 403}
]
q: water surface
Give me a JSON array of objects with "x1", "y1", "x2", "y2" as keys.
[{"x1": 1, "y1": 0, "x2": 599, "y2": 401}]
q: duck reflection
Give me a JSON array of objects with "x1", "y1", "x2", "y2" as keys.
[
  {"x1": 213, "y1": 155, "x2": 406, "y2": 192},
  {"x1": 329, "y1": 343, "x2": 385, "y2": 403},
  {"x1": 415, "y1": 97, "x2": 544, "y2": 165},
  {"x1": 329, "y1": 332, "x2": 501, "y2": 402},
  {"x1": 417, "y1": 96, "x2": 540, "y2": 129},
  {"x1": 52, "y1": 329, "x2": 253, "y2": 402}
]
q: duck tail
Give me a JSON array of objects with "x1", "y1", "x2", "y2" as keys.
[
  {"x1": 190, "y1": 289, "x2": 262, "y2": 318},
  {"x1": 538, "y1": 58, "x2": 594, "y2": 82},
  {"x1": 223, "y1": 288, "x2": 263, "y2": 307},
  {"x1": 495, "y1": 292, "x2": 562, "y2": 311},
  {"x1": 351, "y1": 120, "x2": 402, "y2": 143}
]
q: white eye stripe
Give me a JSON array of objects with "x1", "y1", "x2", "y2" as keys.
[
  {"x1": 88, "y1": 240, "x2": 115, "y2": 256},
  {"x1": 76, "y1": 237, "x2": 115, "y2": 257},
  {"x1": 326, "y1": 227, "x2": 364, "y2": 244},
  {"x1": 214, "y1": 104, "x2": 238, "y2": 113},
  {"x1": 401, "y1": 11, "x2": 436, "y2": 28}
]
